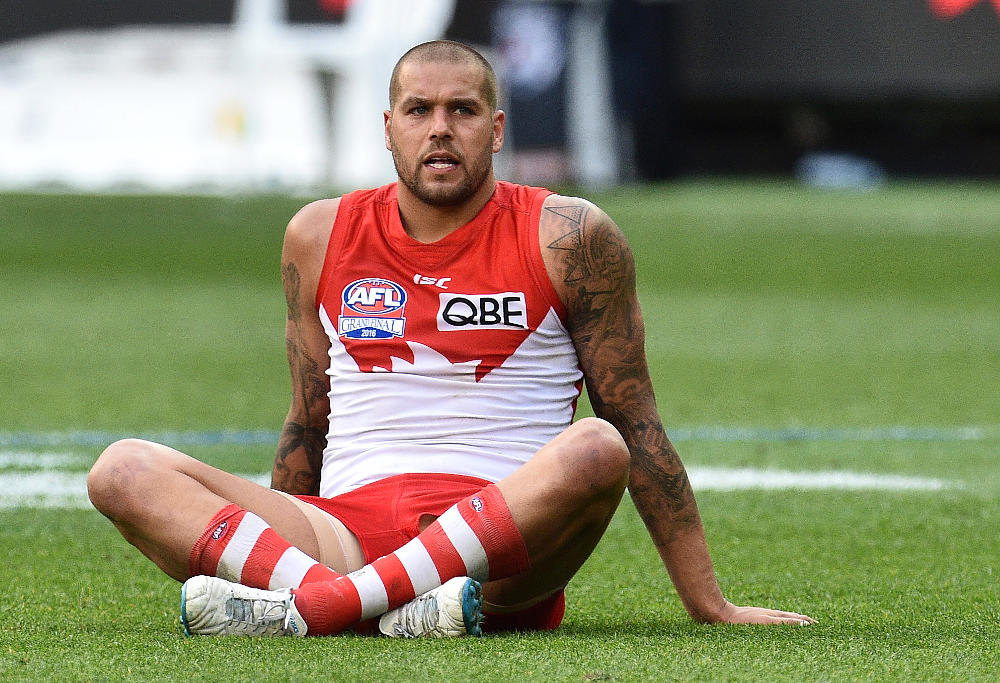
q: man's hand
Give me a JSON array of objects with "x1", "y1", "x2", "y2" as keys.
[{"x1": 714, "y1": 601, "x2": 817, "y2": 625}]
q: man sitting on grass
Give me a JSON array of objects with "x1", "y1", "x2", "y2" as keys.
[{"x1": 87, "y1": 40, "x2": 815, "y2": 637}]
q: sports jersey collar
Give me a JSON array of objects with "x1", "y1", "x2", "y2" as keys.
[{"x1": 386, "y1": 181, "x2": 506, "y2": 250}]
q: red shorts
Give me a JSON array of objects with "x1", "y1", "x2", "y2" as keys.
[{"x1": 296, "y1": 472, "x2": 565, "y2": 632}]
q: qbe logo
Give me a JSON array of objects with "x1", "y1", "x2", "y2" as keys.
[
  {"x1": 437, "y1": 292, "x2": 527, "y2": 331},
  {"x1": 338, "y1": 278, "x2": 407, "y2": 340}
]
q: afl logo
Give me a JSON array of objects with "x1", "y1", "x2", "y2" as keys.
[{"x1": 338, "y1": 278, "x2": 408, "y2": 340}]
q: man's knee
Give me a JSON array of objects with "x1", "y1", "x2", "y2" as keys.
[
  {"x1": 562, "y1": 417, "x2": 630, "y2": 495},
  {"x1": 87, "y1": 438, "x2": 164, "y2": 515}
]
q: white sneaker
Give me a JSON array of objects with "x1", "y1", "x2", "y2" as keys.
[
  {"x1": 378, "y1": 576, "x2": 484, "y2": 638},
  {"x1": 180, "y1": 575, "x2": 308, "y2": 637}
]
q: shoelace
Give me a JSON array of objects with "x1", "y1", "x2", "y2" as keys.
[
  {"x1": 225, "y1": 596, "x2": 290, "y2": 636},
  {"x1": 391, "y1": 594, "x2": 441, "y2": 638}
]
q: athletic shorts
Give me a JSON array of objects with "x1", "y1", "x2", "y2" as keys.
[{"x1": 295, "y1": 472, "x2": 565, "y2": 632}]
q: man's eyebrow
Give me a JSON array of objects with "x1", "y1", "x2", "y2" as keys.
[
  {"x1": 449, "y1": 97, "x2": 482, "y2": 109},
  {"x1": 399, "y1": 96, "x2": 430, "y2": 109},
  {"x1": 398, "y1": 96, "x2": 484, "y2": 110}
]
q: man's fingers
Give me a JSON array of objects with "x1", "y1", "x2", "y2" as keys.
[
  {"x1": 764, "y1": 609, "x2": 816, "y2": 625},
  {"x1": 725, "y1": 605, "x2": 817, "y2": 625}
]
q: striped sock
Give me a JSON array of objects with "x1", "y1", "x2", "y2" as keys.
[
  {"x1": 293, "y1": 483, "x2": 530, "y2": 635},
  {"x1": 189, "y1": 503, "x2": 340, "y2": 589}
]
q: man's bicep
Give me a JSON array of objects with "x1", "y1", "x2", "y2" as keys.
[
  {"x1": 280, "y1": 198, "x2": 337, "y2": 421},
  {"x1": 283, "y1": 301, "x2": 332, "y2": 417},
  {"x1": 540, "y1": 197, "x2": 653, "y2": 426}
]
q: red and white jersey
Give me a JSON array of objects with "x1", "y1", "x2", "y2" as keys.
[{"x1": 315, "y1": 181, "x2": 583, "y2": 497}]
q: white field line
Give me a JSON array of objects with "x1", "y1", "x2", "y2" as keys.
[
  {"x1": 0, "y1": 457, "x2": 955, "y2": 510},
  {"x1": 0, "y1": 468, "x2": 271, "y2": 510},
  {"x1": 1, "y1": 425, "x2": 996, "y2": 449},
  {"x1": 687, "y1": 466, "x2": 952, "y2": 491},
  {"x1": 0, "y1": 451, "x2": 89, "y2": 468}
]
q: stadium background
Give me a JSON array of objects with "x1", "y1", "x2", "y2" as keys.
[{"x1": 2, "y1": 0, "x2": 999, "y2": 193}]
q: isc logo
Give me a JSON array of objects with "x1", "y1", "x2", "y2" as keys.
[
  {"x1": 339, "y1": 278, "x2": 407, "y2": 340},
  {"x1": 437, "y1": 292, "x2": 527, "y2": 331}
]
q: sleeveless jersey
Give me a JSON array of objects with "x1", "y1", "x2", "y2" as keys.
[{"x1": 314, "y1": 181, "x2": 583, "y2": 497}]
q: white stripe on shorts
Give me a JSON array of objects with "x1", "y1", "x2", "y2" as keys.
[
  {"x1": 348, "y1": 564, "x2": 389, "y2": 619},
  {"x1": 268, "y1": 546, "x2": 315, "y2": 590},
  {"x1": 395, "y1": 538, "x2": 441, "y2": 597},
  {"x1": 436, "y1": 506, "x2": 489, "y2": 581},
  {"x1": 217, "y1": 512, "x2": 269, "y2": 583}
]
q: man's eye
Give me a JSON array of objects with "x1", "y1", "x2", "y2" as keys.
[{"x1": 410, "y1": 106, "x2": 428, "y2": 115}]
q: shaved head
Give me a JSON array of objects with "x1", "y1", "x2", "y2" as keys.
[{"x1": 389, "y1": 40, "x2": 498, "y2": 111}]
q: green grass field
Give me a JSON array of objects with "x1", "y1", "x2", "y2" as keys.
[{"x1": 1, "y1": 181, "x2": 998, "y2": 681}]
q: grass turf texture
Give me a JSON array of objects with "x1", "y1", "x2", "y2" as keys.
[{"x1": 1, "y1": 181, "x2": 998, "y2": 680}]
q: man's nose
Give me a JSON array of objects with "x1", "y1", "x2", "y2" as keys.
[{"x1": 429, "y1": 107, "x2": 452, "y2": 139}]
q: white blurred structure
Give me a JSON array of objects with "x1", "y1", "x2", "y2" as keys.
[{"x1": 0, "y1": 0, "x2": 455, "y2": 192}]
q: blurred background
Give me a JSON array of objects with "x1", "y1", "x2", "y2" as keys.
[{"x1": 2, "y1": 0, "x2": 999, "y2": 194}]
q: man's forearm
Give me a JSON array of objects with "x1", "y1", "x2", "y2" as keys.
[
  {"x1": 628, "y1": 452, "x2": 729, "y2": 623},
  {"x1": 593, "y1": 397, "x2": 728, "y2": 621}
]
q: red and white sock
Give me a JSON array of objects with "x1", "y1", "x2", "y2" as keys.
[
  {"x1": 293, "y1": 483, "x2": 530, "y2": 635},
  {"x1": 189, "y1": 504, "x2": 340, "y2": 589}
]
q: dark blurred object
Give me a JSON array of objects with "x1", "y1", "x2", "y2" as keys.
[
  {"x1": 0, "y1": 1, "x2": 351, "y2": 43},
  {"x1": 677, "y1": 0, "x2": 1000, "y2": 178},
  {"x1": 681, "y1": 1, "x2": 1000, "y2": 99},
  {"x1": 490, "y1": 1, "x2": 572, "y2": 185},
  {"x1": 608, "y1": 0, "x2": 681, "y2": 181},
  {"x1": 0, "y1": 1, "x2": 235, "y2": 42},
  {"x1": 289, "y1": 0, "x2": 350, "y2": 22},
  {"x1": 446, "y1": 0, "x2": 499, "y2": 45}
]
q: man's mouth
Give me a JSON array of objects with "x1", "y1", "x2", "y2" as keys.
[{"x1": 423, "y1": 153, "x2": 460, "y2": 170}]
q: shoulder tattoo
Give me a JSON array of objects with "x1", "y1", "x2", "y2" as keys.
[{"x1": 543, "y1": 202, "x2": 634, "y2": 335}]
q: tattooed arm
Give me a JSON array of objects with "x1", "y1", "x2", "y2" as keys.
[
  {"x1": 540, "y1": 195, "x2": 814, "y2": 625},
  {"x1": 271, "y1": 199, "x2": 340, "y2": 496}
]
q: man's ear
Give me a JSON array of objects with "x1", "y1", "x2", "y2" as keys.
[{"x1": 492, "y1": 110, "x2": 505, "y2": 154}]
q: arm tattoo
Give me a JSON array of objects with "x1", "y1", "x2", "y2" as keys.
[
  {"x1": 545, "y1": 202, "x2": 699, "y2": 538},
  {"x1": 545, "y1": 204, "x2": 628, "y2": 338},
  {"x1": 273, "y1": 421, "x2": 325, "y2": 495},
  {"x1": 283, "y1": 261, "x2": 329, "y2": 407},
  {"x1": 285, "y1": 336, "x2": 330, "y2": 408},
  {"x1": 275, "y1": 260, "x2": 329, "y2": 495},
  {"x1": 282, "y1": 262, "x2": 303, "y2": 323}
]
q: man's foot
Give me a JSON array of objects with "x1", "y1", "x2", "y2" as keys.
[
  {"x1": 378, "y1": 576, "x2": 484, "y2": 638},
  {"x1": 180, "y1": 575, "x2": 308, "y2": 637}
]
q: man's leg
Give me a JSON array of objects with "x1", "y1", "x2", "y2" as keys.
[
  {"x1": 220, "y1": 417, "x2": 629, "y2": 636},
  {"x1": 87, "y1": 439, "x2": 344, "y2": 585},
  {"x1": 90, "y1": 440, "x2": 484, "y2": 638},
  {"x1": 87, "y1": 439, "x2": 481, "y2": 637},
  {"x1": 484, "y1": 417, "x2": 632, "y2": 611}
]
